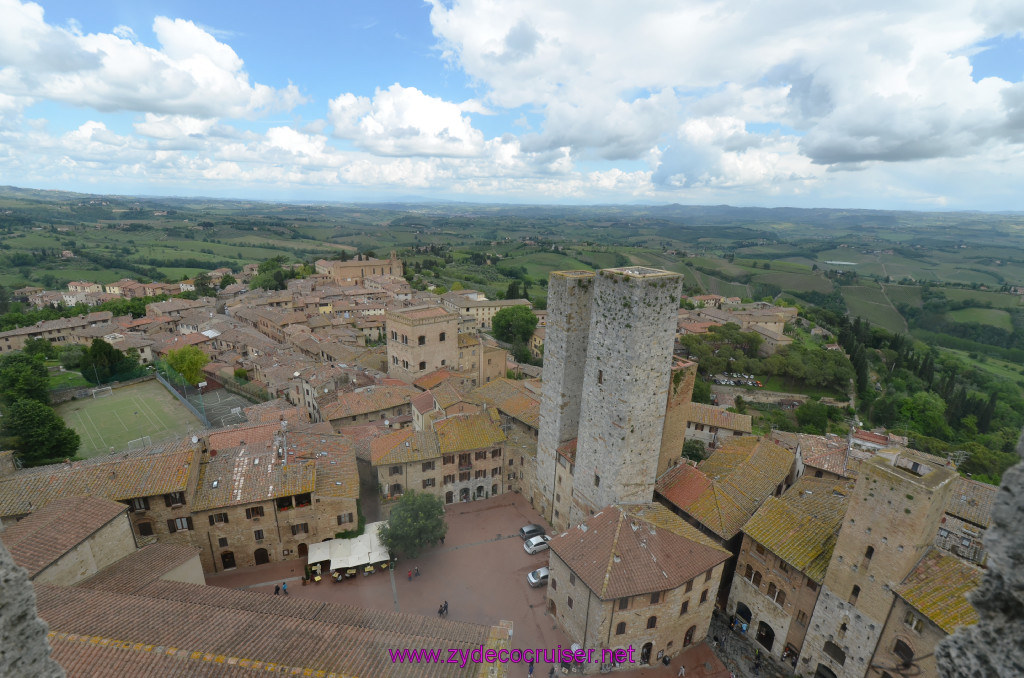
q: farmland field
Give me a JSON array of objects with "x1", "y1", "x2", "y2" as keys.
[
  {"x1": 947, "y1": 308, "x2": 1014, "y2": 331},
  {"x1": 942, "y1": 288, "x2": 1023, "y2": 309},
  {"x1": 882, "y1": 285, "x2": 922, "y2": 308},
  {"x1": 842, "y1": 285, "x2": 907, "y2": 332},
  {"x1": 752, "y1": 271, "x2": 834, "y2": 293}
]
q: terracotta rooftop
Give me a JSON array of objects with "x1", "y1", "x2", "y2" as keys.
[
  {"x1": 394, "y1": 306, "x2": 452, "y2": 321},
  {"x1": 549, "y1": 503, "x2": 730, "y2": 600},
  {"x1": 434, "y1": 412, "x2": 505, "y2": 454},
  {"x1": 321, "y1": 384, "x2": 418, "y2": 421},
  {"x1": 287, "y1": 431, "x2": 360, "y2": 501},
  {"x1": 0, "y1": 496, "x2": 128, "y2": 578},
  {"x1": 473, "y1": 378, "x2": 541, "y2": 429},
  {"x1": 685, "y1": 402, "x2": 752, "y2": 433},
  {"x1": 656, "y1": 436, "x2": 794, "y2": 541},
  {"x1": 76, "y1": 543, "x2": 202, "y2": 595},
  {"x1": 742, "y1": 477, "x2": 852, "y2": 583},
  {"x1": 556, "y1": 438, "x2": 578, "y2": 464},
  {"x1": 896, "y1": 548, "x2": 982, "y2": 634},
  {"x1": 37, "y1": 579, "x2": 509, "y2": 677},
  {"x1": 207, "y1": 422, "x2": 283, "y2": 451},
  {"x1": 411, "y1": 389, "x2": 436, "y2": 415},
  {"x1": 192, "y1": 441, "x2": 316, "y2": 511},
  {"x1": 371, "y1": 429, "x2": 440, "y2": 466},
  {"x1": 944, "y1": 476, "x2": 998, "y2": 528},
  {"x1": 413, "y1": 369, "x2": 456, "y2": 390}
]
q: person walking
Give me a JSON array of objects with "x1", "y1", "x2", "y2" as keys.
[
  {"x1": 415, "y1": 566, "x2": 420, "y2": 577},
  {"x1": 281, "y1": 582, "x2": 288, "y2": 595},
  {"x1": 528, "y1": 658, "x2": 534, "y2": 676},
  {"x1": 442, "y1": 600, "x2": 448, "y2": 615},
  {"x1": 274, "y1": 584, "x2": 280, "y2": 595},
  {"x1": 438, "y1": 604, "x2": 444, "y2": 616},
  {"x1": 440, "y1": 535, "x2": 445, "y2": 545},
  {"x1": 407, "y1": 569, "x2": 412, "y2": 581},
  {"x1": 678, "y1": 665, "x2": 686, "y2": 677}
]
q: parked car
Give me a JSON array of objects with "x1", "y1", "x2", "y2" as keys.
[
  {"x1": 519, "y1": 524, "x2": 546, "y2": 540},
  {"x1": 527, "y1": 566, "x2": 550, "y2": 587},
  {"x1": 524, "y1": 535, "x2": 552, "y2": 554}
]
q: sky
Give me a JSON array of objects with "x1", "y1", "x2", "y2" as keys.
[{"x1": 1, "y1": 1, "x2": 1024, "y2": 210}]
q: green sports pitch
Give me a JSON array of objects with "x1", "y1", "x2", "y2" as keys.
[{"x1": 55, "y1": 379, "x2": 204, "y2": 458}]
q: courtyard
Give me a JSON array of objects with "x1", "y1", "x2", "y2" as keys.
[{"x1": 207, "y1": 493, "x2": 732, "y2": 678}]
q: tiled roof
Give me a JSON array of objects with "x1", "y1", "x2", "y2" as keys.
[
  {"x1": 242, "y1": 398, "x2": 305, "y2": 425},
  {"x1": 411, "y1": 390, "x2": 435, "y2": 414},
  {"x1": 557, "y1": 439, "x2": 578, "y2": 464},
  {"x1": 0, "y1": 442, "x2": 198, "y2": 518},
  {"x1": 286, "y1": 431, "x2": 359, "y2": 500},
  {"x1": 207, "y1": 422, "x2": 282, "y2": 451},
  {"x1": 549, "y1": 504, "x2": 729, "y2": 600},
  {"x1": 685, "y1": 402, "x2": 752, "y2": 433},
  {"x1": 742, "y1": 477, "x2": 852, "y2": 583},
  {"x1": 655, "y1": 436, "x2": 794, "y2": 541},
  {"x1": 76, "y1": 544, "x2": 202, "y2": 595},
  {"x1": 192, "y1": 441, "x2": 316, "y2": 511},
  {"x1": 896, "y1": 549, "x2": 982, "y2": 634},
  {"x1": 396, "y1": 306, "x2": 452, "y2": 320},
  {"x1": 944, "y1": 476, "x2": 997, "y2": 528},
  {"x1": 370, "y1": 429, "x2": 440, "y2": 466},
  {"x1": 434, "y1": 412, "x2": 505, "y2": 454},
  {"x1": 0, "y1": 496, "x2": 128, "y2": 578},
  {"x1": 413, "y1": 369, "x2": 456, "y2": 390},
  {"x1": 321, "y1": 384, "x2": 418, "y2": 421},
  {"x1": 473, "y1": 378, "x2": 541, "y2": 429},
  {"x1": 37, "y1": 579, "x2": 508, "y2": 678},
  {"x1": 432, "y1": 381, "x2": 477, "y2": 410}
]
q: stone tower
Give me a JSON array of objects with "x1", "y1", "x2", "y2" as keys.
[
  {"x1": 657, "y1": 356, "x2": 698, "y2": 478},
  {"x1": 798, "y1": 450, "x2": 956, "y2": 678},
  {"x1": 569, "y1": 267, "x2": 683, "y2": 526},
  {"x1": 535, "y1": 271, "x2": 595, "y2": 523}
]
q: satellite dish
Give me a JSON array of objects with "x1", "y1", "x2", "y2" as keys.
[
  {"x1": 384, "y1": 419, "x2": 390, "y2": 427},
  {"x1": 294, "y1": 371, "x2": 300, "y2": 377},
  {"x1": 191, "y1": 435, "x2": 199, "y2": 444}
]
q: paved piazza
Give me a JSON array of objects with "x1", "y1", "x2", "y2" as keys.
[{"x1": 207, "y1": 493, "x2": 730, "y2": 678}]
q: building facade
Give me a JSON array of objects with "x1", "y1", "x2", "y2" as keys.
[{"x1": 386, "y1": 306, "x2": 459, "y2": 383}]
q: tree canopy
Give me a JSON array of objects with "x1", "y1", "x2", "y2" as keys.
[
  {"x1": 80, "y1": 338, "x2": 137, "y2": 384},
  {"x1": 4, "y1": 397, "x2": 80, "y2": 466},
  {"x1": 377, "y1": 490, "x2": 447, "y2": 558},
  {"x1": 492, "y1": 305, "x2": 538, "y2": 344},
  {"x1": 0, "y1": 352, "x2": 50, "y2": 405},
  {"x1": 166, "y1": 345, "x2": 210, "y2": 385}
]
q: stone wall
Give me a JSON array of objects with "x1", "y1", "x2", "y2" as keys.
[
  {"x1": 571, "y1": 268, "x2": 682, "y2": 523},
  {"x1": 34, "y1": 513, "x2": 136, "y2": 586},
  {"x1": 657, "y1": 359, "x2": 696, "y2": 478},
  {"x1": 937, "y1": 461, "x2": 1024, "y2": 678},
  {"x1": 869, "y1": 595, "x2": 945, "y2": 678},
  {"x1": 0, "y1": 541, "x2": 64, "y2": 677},
  {"x1": 535, "y1": 271, "x2": 594, "y2": 523}
]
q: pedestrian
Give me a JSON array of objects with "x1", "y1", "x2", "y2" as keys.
[
  {"x1": 443, "y1": 600, "x2": 448, "y2": 615},
  {"x1": 274, "y1": 584, "x2": 280, "y2": 595},
  {"x1": 678, "y1": 665, "x2": 686, "y2": 677},
  {"x1": 528, "y1": 658, "x2": 534, "y2": 676},
  {"x1": 407, "y1": 569, "x2": 412, "y2": 582},
  {"x1": 415, "y1": 565, "x2": 420, "y2": 577},
  {"x1": 438, "y1": 604, "x2": 444, "y2": 616},
  {"x1": 548, "y1": 668, "x2": 555, "y2": 678},
  {"x1": 440, "y1": 535, "x2": 445, "y2": 545},
  {"x1": 282, "y1": 582, "x2": 288, "y2": 595}
]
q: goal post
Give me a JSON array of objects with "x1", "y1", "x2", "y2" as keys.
[
  {"x1": 92, "y1": 386, "x2": 113, "y2": 398},
  {"x1": 125, "y1": 436, "x2": 152, "y2": 452}
]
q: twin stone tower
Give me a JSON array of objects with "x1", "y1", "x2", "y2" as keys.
[{"x1": 534, "y1": 267, "x2": 689, "y2": 532}]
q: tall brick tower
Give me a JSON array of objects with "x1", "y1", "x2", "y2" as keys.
[
  {"x1": 534, "y1": 271, "x2": 595, "y2": 523},
  {"x1": 569, "y1": 266, "x2": 683, "y2": 526},
  {"x1": 798, "y1": 450, "x2": 956, "y2": 678}
]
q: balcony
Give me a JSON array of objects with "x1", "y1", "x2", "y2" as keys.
[{"x1": 458, "y1": 464, "x2": 472, "y2": 471}]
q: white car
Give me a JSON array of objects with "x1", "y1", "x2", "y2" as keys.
[
  {"x1": 527, "y1": 567, "x2": 550, "y2": 587},
  {"x1": 524, "y1": 535, "x2": 552, "y2": 554}
]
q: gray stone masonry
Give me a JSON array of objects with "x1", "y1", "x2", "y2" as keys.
[
  {"x1": 0, "y1": 540, "x2": 64, "y2": 677},
  {"x1": 571, "y1": 267, "x2": 683, "y2": 523},
  {"x1": 536, "y1": 271, "x2": 594, "y2": 522}
]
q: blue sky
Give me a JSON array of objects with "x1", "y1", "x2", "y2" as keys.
[{"x1": 2, "y1": 0, "x2": 1024, "y2": 210}]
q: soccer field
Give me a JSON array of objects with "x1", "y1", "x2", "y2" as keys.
[{"x1": 56, "y1": 379, "x2": 204, "y2": 458}]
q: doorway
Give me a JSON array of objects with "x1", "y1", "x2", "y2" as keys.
[
  {"x1": 254, "y1": 548, "x2": 269, "y2": 565},
  {"x1": 221, "y1": 551, "x2": 236, "y2": 569},
  {"x1": 297, "y1": 543, "x2": 308, "y2": 557},
  {"x1": 640, "y1": 643, "x2": 652, "y2": 665}
]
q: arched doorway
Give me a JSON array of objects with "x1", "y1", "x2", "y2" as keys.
[
  {"x1": 683, "y1": 625, "x2": 696, "y2": 647},
  {"x1": 548, "y1": 599, "x2": 557, "y2": 616},
  {"x1": 814, "y1": 665, "x2": 838, "y2": 678},
  {"x1": 254, "y1": 548, "x2": 269, "y2": 565},
  {"x1": 640, "y1": 643, "x2": 652, "y2": 665},
  {"x1": 391, "y1": 483, "x2": 403, "y2": 495},
  {"x1": 756, "y1": 621, "x2": 775, "y2": 652},
  {"x1": 221, "y1": 551, "x2": 236, "y2": 569},
  {"x1": 297, "y1": 543, "x2": 308, "y2": 557},
  {"x1": 491, "y1": 483, "x2": 498, "y2": 496},
  {"x1": 445, "y1": 491, "x2": 454, "y2": 504},
  {"x1": 475, "y1": 485, "x2": 485, "y2": 498},
  {"x1": 735, "y1": 602, "x2": 753, "y2": 624},
  {"x1": 460, "y1": 487, "x2": 470, "y2": 501}
]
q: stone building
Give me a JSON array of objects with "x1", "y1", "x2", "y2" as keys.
[
  {"x1": 314, "y1": 252, "x2": 403, "y2": 285},
  {"x1": 371, "y1": 410, "x2": 506, "y2": 505},
  {"x1": 869, "y1": 549, "x2": 980, "y2": 678},
  {"x1": 534, "y1": 267, "x2": 684, "y2": 532},
  {"x1": 473, "y1": 377, "x2": 541, "y2": 496},
  {"x1": 319, "y1": 383, "x2": 420, "y2": 428},
  {"x1": 657, "y1": 358, "x2": 697, "y2": 478},
  {"x1": 546, "y1": 503, "x2": 730, "y2": 673},
  {"x1": 934, "y1": 475, "x2": 997, "y2": 567},
  {"x1": 727, "y1": 476, "x2": 852, "y2": 667},
  {"x1": 440, "y1": 290, "x2": 533, "y2": 331},
  {"x1": 386, "y1": 305, "x2": 459, "y2": 383},
  {"x1": 683, "y1": 402, "x2": 753, "y2": 448},
  {"x1": 797, "y1": 450, "x2": 957, "y2": 678}
]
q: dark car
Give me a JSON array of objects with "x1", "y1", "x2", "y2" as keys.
[{"x1": 519, "y1": 524, "x2": 546, "y2": 540}]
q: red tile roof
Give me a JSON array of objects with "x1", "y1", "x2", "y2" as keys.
[{"x1": 76, "y1": 544, "x2": 201, "y2": 595}]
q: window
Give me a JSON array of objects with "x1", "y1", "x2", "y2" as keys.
[
  {"x1": 337, "y1": 513, "x2": 354, "y2": 525},
  {"x1": 767, "y1": 583, "x2": 777, "y2": 599},
  {"x1": 849, "y1": 585, "x2": 860, "y2": 605},
  {"x1": 679, "y1": 600, "x2": 689, "y2": 615},
  {"x1": 167, "y1": 517, "x2": 193, "y2": 533},
  {"x1": 164, "y1": 491, "x2": 185, "y2": 507},
  {"x1": 685, "y1": 579, "x2": 693, "y2": 593},
  {"x1": 444, "y1": 455, "x2": 455, "y2": 465},
  {"x1": 779, "y1": 561, "x2": 789, "y2": 573},
  {"x1": 422, "y1": 478, "x2": 435, "y2": 488},
  {"x1": 594, "y1": 474, "x2": 601, "y2": 487},
  {"x1": 418, "y1": 335, "x2": 426, "y2": 345},
  {"x1": 246, "y1": 506, "x2": 264, "y2": 519},
  {"x1": 705, "y1": 568, "x2": 713, "y2": 582},
  {"x1": 291, "y1": 523, "x2": 309, "y2": 536},
  {"x1": 422, "y1": 461, "x2": 435, "y2": 472},
  {"x1": 137, "y1": 522, "x2": 153, "y2": 536},
  {"x1": 647, "y1": 616, "x2": 657, "y2": 629},
  {"x1": 551, "y1": 578, "x2": 557, "y2": 591},
  {"x1": 683, "y1": 626, "x2": 696, "y2": 647},
  {"x1": 567, "y1": 597, "x2": 574, "y2": 609},
  {"x1": 443, "y1": 474, "x2": 455, "y2": 485},
  {"x1": 904, "y1": 611, "x2": 924, "y2": 632},
  {"x1": 439, "y1": 332, "x2": 446, "y2": 342},
  {"x1": 209, "y1": 512, "x2": 229, "y2": 525},
  {"x1": 475, "y1": 470, "x2": 486, "y2": 479},
  {"x1": 618, "y1": 597, "x2": 629, "y2": 611},
  {"x1": 475, "y1": 450, "x2": 487, "y2": 460},
  {"x1": 796, "y1": 610, "x2": 808, "y2": 626},
  {"x1": 893, "y1": 640, "x2": 914, "y2": 666},
  {"x1": 776, "y1": 590, "x2": 786, "y2": 606},
  {"x1": 390, "y1": 466, "x2": 402, "y2": 476},
  {"x1": 700, "y1": 590, "x2": 709, "y2": 605},
  {"x1": 570, "y1": 573, "x2": 576, "y2": 586},
  {"x1": 752, "y1": 571, "x2": 762, "y2": 588},
  {"x1": 597, "y1": 369, "x2": 603, "y2": 384},
  {"x1": 865, "y1": 545, "x2": 875, "y2": 561},
  {"x1": 391, "y1": 330, "x2": 397, "y2": 340},
  {"x1": 807, "y1": 579, "x2": 818, "y2": 592},
  {"x1": 616, "y1": 622, "x2": 626, "y2": 635},
  {"x1": 755, "y1": 543, "x2": 765, "y2": 555},
  {"x1": 823, "y1": 641, "x2": 846, "y2": 666},
  {"x1": 459, "y1": 471, "x2": 470, "y2": 481},
  {"x1": 418, "y1": 361, "x2": 426, "y2": 371},
  {"x1": 218, "y1": 537, "x2": 228, "y2": 548},
  {"x1": 649, "y1": 591, "x2": 661, "y2": 604},
  {"x1": 491, "y1": 449, "x2": 501, "y2": 458},
  {"x1": 129, "y1": 497, "x2": 150, "y2": 511}
]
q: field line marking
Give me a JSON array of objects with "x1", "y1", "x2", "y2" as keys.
[
  {"x1": 112, "y1": 409, "x2": 129, "y2": 433},
  {"x1": 73, "y1": 410, "x2": 99, "y2": 454},
  {"x1": 82, "y1": 409, "x2": 108, "y2": 451},
  {"x1": 135, "y1": 394, "x2": 163, "y2": 432}
]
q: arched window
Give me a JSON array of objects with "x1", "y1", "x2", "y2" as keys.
[
  {"x1": 849, "y1": 585, "x2": 861, "y2": 605},
  {"x1": 865, "y1": 545, "x2": 875, "y2": 560},
  {"x1": 615, "y1": 622, "x2": 626, "y2": 635},
  {"x1": 745, "y1": 564, "x2": 753, "y2": 580},
  {"x1": 752, "y1": 571, "x2": 762, "y2": 588},
  {"x1": 683, "y1": 626, "x2": 696, "y2": 647},
  {"x1": 647, "y1": 616, "x2": 657, "y2": 629},
  {"x1": 767, "y1": 582, "x2": 777, "y2": 599},
  {"x1": 776, "y1": 590, "x2": 786, "y2": 606},
  {"x1": 893, "y1": 640, "x2": 914, "y2": 666}
]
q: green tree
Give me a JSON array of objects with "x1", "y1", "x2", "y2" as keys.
[
  {"x1": 22, "y1": 337, "x2": 56, "y2": 360},
  {"x1": 80, "y1": 339, "x2": 135, "y2": 384},
  {"x1": 4, "y1": 398, "x2": 80, "y2": 466},
  {"x1": 194, "y1": 272, "x2": 215, "y2": 296},
  {"x1": 377, "y1": 490, "x2": 447, "y2": 557},
  {"x1": 900, "y1": 391, "x2": 953, "y2": 440},
  {"x1": 58, "y1": 345, "x2": 86, "y2": 369},
  {"x1": 219, "y1": 273, "x2": 237, "y2": 289},
  {"x1": 691, "y1": 379, "x2": 712, "y2": 404},
  {"x1": 0, "y1": 353, "x2": 50, "y2": 405},
  {"x1": 795, "y1": 401, "x2": 829, "y2": 434},
  {"x1": 682, "y1": 438, "x2": 706, "y2": 462},
  {"x1": 492, "y1": 305, "x2": 538, "y2": 344},
  {"x1": 166, "y1": 345, "x2": 210, "y2": 385}
]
